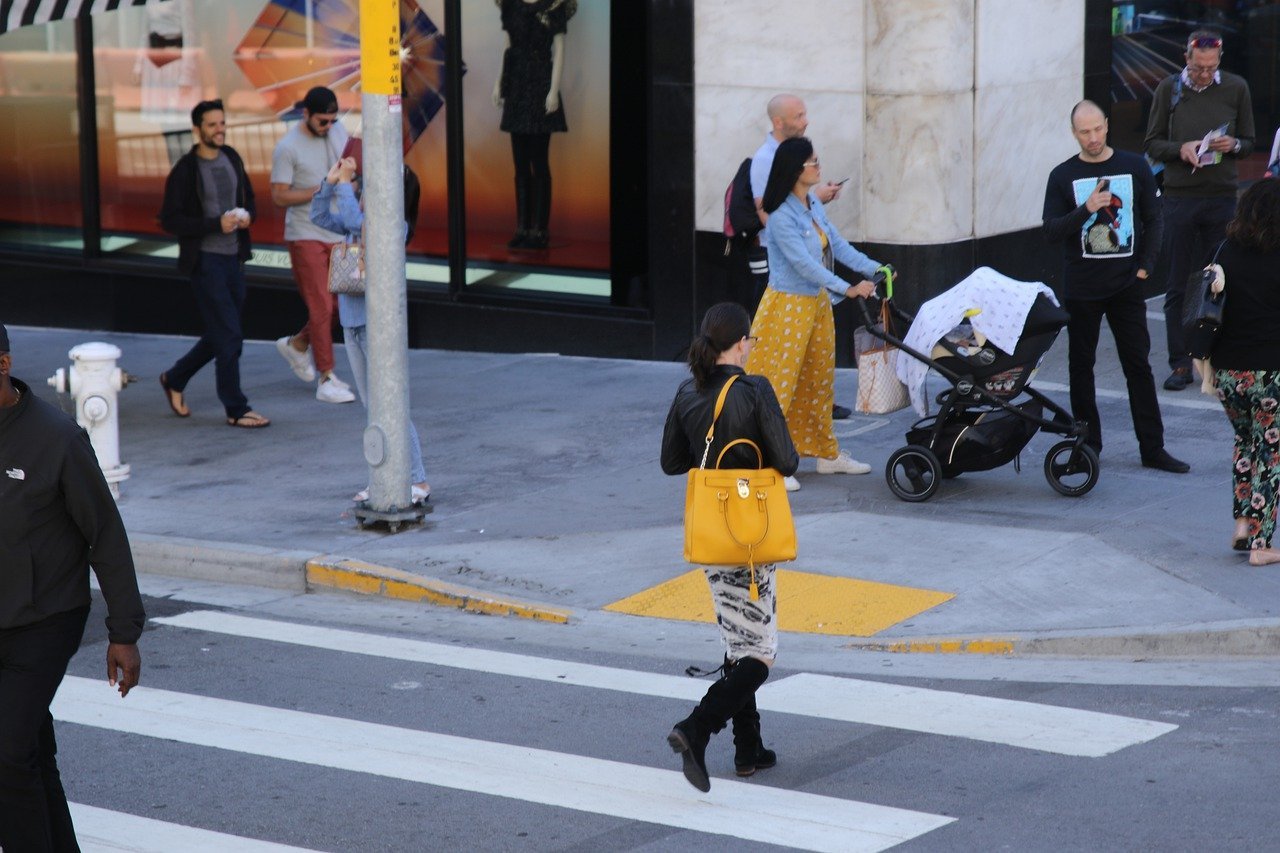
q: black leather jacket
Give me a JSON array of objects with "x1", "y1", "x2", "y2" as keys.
[{"x1": 661, "y1": 365, "x2": 799, "y2": 475}]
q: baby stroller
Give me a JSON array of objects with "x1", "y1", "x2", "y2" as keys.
[{"x1": 857, "y1": 267, "x2": 1098, "y2": 502}]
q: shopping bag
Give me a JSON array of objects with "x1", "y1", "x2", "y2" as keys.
[{"x1": 854, "y1": 301, "x2": 910, "y2": 414}]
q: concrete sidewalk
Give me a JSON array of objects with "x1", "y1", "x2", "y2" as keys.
[{"x1": 12, "y1": 313, "x2": 1280, "y2": 655}]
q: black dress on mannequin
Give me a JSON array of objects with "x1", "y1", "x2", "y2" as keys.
[{"x1": 498, "y1": 0, "x2": 575, "y2": 249}]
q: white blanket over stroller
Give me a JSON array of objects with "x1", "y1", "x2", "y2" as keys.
[{"x1": 896, "y1": 267, "x2": 1059, "y2": 415}]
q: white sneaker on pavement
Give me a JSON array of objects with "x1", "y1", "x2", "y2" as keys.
[
  {"x1": 815, "y1": 451, "x2": 872, "y2": 475},
  {"x1": 276, "y1": 336, "x2": 316, "y2": 383},
  {"x1": 784, "y1": 475, "x2": 801, "y2": 492},
  {"x1": 316, "y1": 377, "x2": 355, "y2": 404},
  {"x1": 326, "y1": 373, "x2": 351, "y2": 391}
]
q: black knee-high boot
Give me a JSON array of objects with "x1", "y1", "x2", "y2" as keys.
[
  {"x1": 508, "y1": 170, "x2": 531, "y2": 248},
  {"x1": 668, "y1": 656, "x2": 770, "y2": 792},
  {"x1": 724, "y1": 657, "x2": 777, "y2": 777}
]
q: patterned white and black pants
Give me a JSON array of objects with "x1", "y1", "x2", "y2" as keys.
[{"x1": 704, "y1": 564, "x2": 777, "y2": 663}]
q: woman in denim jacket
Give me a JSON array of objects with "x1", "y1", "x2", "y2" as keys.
[
  {"x1": 310, "y1": 157, "x2": 430, "y2": 505},
  {"x1": 746, "y1": 136, "x2": 883, "y2": 491}
]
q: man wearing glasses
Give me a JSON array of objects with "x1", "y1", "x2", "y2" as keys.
[
  {"x1": 270, "y1": 85, "x2": 356, "y2": 405},
  {"x1": 1144, "y1": 29, "x2": 1255, "y2": 391}
]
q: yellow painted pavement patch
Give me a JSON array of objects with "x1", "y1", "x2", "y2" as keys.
[{"x1": 603, "y1": 569, "x2": 954, "y2": 636}]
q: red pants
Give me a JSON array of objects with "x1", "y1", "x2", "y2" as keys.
[{"x1": 287, "y1": 240, "x2": 340, "y2": 374}]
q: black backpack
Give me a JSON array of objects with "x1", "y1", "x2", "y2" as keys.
[{"x1": 723, "y1": 157, "x2": 762, "y2": 246}]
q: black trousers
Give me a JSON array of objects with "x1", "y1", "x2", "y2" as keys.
[
  {"x1": 1065, "y1": 279, "x2": 1165, "y2": 456},
  {"x1": 0, "y1": 606, "x2": 89, "y2": 853},
  {"x1": 510, "y1": 132, "x2": 552, "y2": 233},
  {"x1": 166, "y1": 253, "x2": 250, "y2": 419},
  {"x1": 1161, "y1": 194, "x2": 1236, "y2": 371}
]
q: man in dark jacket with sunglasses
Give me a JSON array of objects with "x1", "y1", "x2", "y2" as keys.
[
  {"x1": 1145, "y1": 28, "x2": 1254, "y2": 391},
  {"x1": 0, "y1": 323, "x2": 144, "y2": 851}
]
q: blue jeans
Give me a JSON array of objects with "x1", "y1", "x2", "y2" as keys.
[
  {"x1": 343, "y1": 324, "x2": 427, "y2": 484},
  {"x1": 166, "y1": 253, "x2": 250, "y2": 419},
  {"x1": 1161, "y1": 195, "x2": 1236, "y2": 372}
]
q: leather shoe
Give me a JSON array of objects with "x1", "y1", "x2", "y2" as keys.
[
  {"x1": 1141, "y1": 449, "x2": 1190, "y2": 473},
  {"x1": 832, "y1": 403, "x2": 851, "y2": 420},
  {"x1": 1163, "y1": 368, "x2": 1192, "y2": 391}
]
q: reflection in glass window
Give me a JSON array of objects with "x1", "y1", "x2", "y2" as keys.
[{"x1": 0, "y1": 19, "x2": 83, "y2": 252}]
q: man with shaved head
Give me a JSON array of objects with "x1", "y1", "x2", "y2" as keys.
[
  {"x1": 749, "y1": 94, "x2": 852, "y2": 418},
  {"x1": 1042, "y1": 100, "x2": 1188, "y2": 473}
]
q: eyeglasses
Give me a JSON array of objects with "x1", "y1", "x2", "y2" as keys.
[
  {"x1": 803, "y1": 159, "x2": 820, "y2": 168},
  {"x1": 314, "y1": 117, "x2": 337, "y2": 127},
  {"x1": 745, "y1": 335, "x2": 760, "y2": 344},
  {"x1": 1188, "y1": 36, "x2": 1223, "y2": 50}
]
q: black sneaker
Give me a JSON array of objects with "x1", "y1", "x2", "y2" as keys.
[
  {"x1": 832, "y1": 403, "x2": 852, "y2": 420},
  {"x1": 1163, "y1": 368, "x2": 1193, "y2": 391},
  {"x1": 1141, "y1": 449, "x2": 1190, "y2": 473}
]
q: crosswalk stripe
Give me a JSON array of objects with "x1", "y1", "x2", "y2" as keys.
[
  {"x1": 53, "y1": 677, "x2": 954, "y2": 853},
  {"x1": 760, "y1": 674, "x2": 1178, "y2": 758},
  {"x1": 154, "y1": 611, "x2": 1177, "y2": 756},
  {"x1": 69, "y1": 802, "x2": 319, "y2": 852},
  {"x1": 1033, "y1": 379, "x2": 1222, "y2": 411}
]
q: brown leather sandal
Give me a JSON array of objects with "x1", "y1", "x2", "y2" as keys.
[
  {"x1": 159, "y1": 373, "x2": 190, "y2": 417},
  {"x1": 227, "y1": 411, "x2": 271, "y2": 429}
]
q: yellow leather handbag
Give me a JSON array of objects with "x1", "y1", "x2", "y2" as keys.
[{"x1": 683, "y1": 375, "x2": 797, "y2": 599}]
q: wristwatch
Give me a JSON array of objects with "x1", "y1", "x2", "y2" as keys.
[{"x1": 1232, "y1": 138, "x2": 1242, "y2": 154}]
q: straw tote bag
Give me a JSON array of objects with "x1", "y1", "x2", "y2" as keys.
[{"x1": 683, "y1": 375, "x2": 797, "y2": 598}]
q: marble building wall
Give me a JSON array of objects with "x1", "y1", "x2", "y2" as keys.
[{"x1": 693, "y1": 1, "x2": 1085, "y2": 246}]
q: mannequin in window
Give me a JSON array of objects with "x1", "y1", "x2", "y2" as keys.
[
  {"x1": 132, "y1": 0, "x2": 199, "y2": 132},
  {"x1": 491, "y1": 0, "x2": 576, "y2": 251}
]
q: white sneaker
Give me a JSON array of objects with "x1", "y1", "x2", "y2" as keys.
[
  {"x1": 784, "y1": 475, "x2": 801, "y2": 492},
  {"x1": 276, "y1": 336, "x2": 316, "y2": 383},
  {"x1": 325, "y1": 373, "x2": 351, "y2": 391},
  {"x1": 316, "y1": 377, "x2": 356, "y2": 404},
  {"x1": 815, "y1": 451, "x2": 872, "y2": 475}
]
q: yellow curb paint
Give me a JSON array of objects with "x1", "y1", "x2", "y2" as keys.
[
  {"x1": 306, "y1": 559, "x2": 571, "y2": 624},
  {"x1": 603, "y1": 569, "x2": 954, "y2": 637},
  {"x1": 845, "y1": 638, "x2": 1017, "y2": 655}
]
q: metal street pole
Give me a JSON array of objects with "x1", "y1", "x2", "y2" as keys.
[{"x1": 356, "y1": 0, "x2": 418, "y2": 530}]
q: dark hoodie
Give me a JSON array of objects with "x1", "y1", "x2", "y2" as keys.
[{"x1": 0, "y1": 379, "x2": 144, "y2": 643}]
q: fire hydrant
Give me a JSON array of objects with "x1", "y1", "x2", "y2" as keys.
[{"x1": 47, "y1": 342, "x2": 133, "y2": 498}]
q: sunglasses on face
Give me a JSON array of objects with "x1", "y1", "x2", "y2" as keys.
[{"x1": 314, "y1": 117, "x2": 337, "y2": 127}]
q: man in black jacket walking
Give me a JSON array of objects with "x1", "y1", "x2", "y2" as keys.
[
  {"x1": 0, "y1": 323, "x2": 145, "y2": 852},
  {"x1": 158, "y1": 98, "x2": 270, "y2": 428}
]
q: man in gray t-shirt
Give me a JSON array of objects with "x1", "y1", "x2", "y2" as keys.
[{"x1": 269, "y1": 85, "x2": 354, "y2": 404}]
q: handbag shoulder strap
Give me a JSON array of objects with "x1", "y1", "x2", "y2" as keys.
[{"x1": 698, "y1": 374, "x2": 739, "y2": 469}]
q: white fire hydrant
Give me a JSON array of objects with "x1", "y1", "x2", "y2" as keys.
[{"x1": 47, "y1": 342, "x2": 133, "y2": 498}]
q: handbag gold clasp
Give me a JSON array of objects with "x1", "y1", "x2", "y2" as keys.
[{"x1": 737, "y1": 478, "x2": 750, "y2": 499}]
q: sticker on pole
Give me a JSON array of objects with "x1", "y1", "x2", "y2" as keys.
[
  {"x1": 389, "y1": 94, "x2": 402, "y2": 114},
  {"x1": 360, "y1": 0, "x2": 402, "y2": 97}
]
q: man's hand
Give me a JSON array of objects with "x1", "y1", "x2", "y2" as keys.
[
  {"x1": 220, "y1": 211, "x2": 240, "y2": 233},
  {"x1": 845, "y1": 279, "x2": 876, "y2": 300},
  {"x1": 1208, "y1": 134, "x2": 1236, "y2": 153},
  {"x1": 106, "y1": 643, "x2": 141, "y2": 698},
  {"x1": 1085, "y1": 181, "x2": 1112, "y2": 213},
  {"x1": 815, "y1": 182, "x2": 842, "y2": 204},
  {"x1": 1136, "y1": 268, "x2": 1149, "y2": 280},
  {"x1": 1179, "y1": 140, "x2": 1203, "y2": 166}
]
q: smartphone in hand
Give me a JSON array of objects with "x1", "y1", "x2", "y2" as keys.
[
  {"x1": 341, "y1": 137, "x2": 363, "y2": 175},
  {"x1": 1096, "y1": 178, "x2": 1110, "y2": 193}
]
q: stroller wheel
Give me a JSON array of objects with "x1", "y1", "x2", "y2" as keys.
[
  {"x1": 885, "y1": 445, "x2": 942, "y2": 502},
  {"x1": 1043, "y1": 440, "x2": 1100, "y2": 497}
]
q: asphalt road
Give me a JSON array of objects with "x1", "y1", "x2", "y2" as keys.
[{"x1": 52, "y1": 575, "x2": 1280, "y2": 852}]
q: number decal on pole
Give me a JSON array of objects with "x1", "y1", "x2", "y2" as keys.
[{"x1": 360, "y1": 0, "x2": 401, "y2": 96}]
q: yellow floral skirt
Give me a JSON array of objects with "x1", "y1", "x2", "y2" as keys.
[{"x1": 745, "y1": 288, "x2": 838, "y2": 458}]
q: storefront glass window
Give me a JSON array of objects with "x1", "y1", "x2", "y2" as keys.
[
  {"x1": 0, "y1": 20, "x2": 83, "y2": 252},
  {"x1": 459, "y1": 0, "x2": 610, "y2": 299},
  {"x1": 1110, "y1": 2, "x2": 1280, "y2": 178}
]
